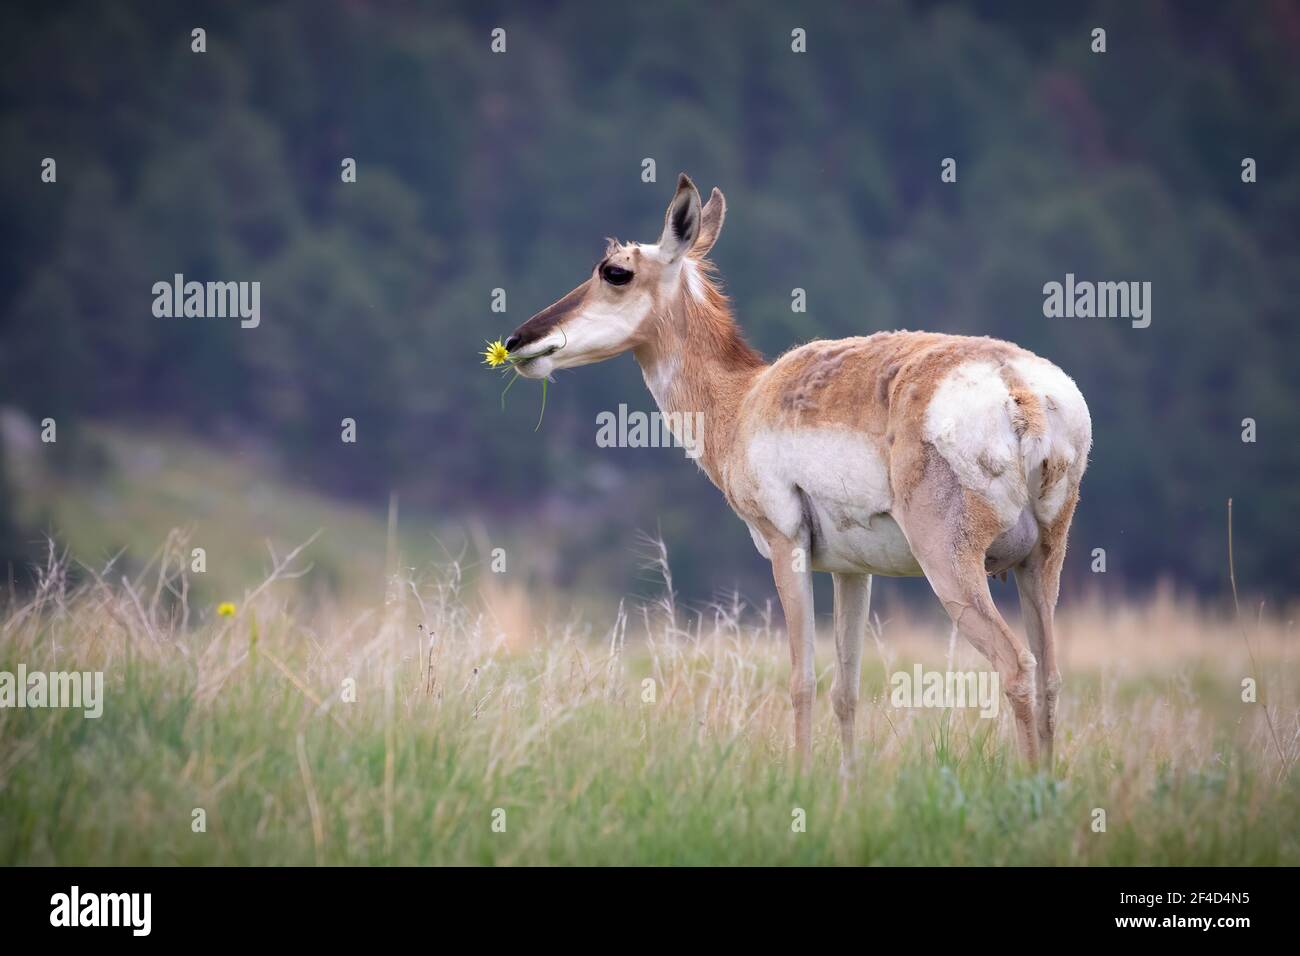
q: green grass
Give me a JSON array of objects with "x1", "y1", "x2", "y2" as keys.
[
  {"x1": 2, "y1": 555, "x2": 1297, "y2": 866},
  {"x1": 9, "y1": 424, "x2": 445, "y2": 604}
]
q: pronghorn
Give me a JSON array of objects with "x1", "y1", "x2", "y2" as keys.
[{"x1": 505, "y1": 174, "x2": 1092, "y2": 769}]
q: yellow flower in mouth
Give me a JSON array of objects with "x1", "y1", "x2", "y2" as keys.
[
  {"x1": 483, "y1": 335, "x2": 550, "y2": 431},
  {"x1": 217, "y1": 602, "x2": 236, "y2": 618}
]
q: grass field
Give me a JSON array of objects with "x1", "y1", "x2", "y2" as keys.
[
  {"x1": 4, "y1": 424, "x2": 446, "y2": 604},
  {"x1": 2, "y1": 536, "x2": 1297, "y2": 866}
]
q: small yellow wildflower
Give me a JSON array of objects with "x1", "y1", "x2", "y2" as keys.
[
  {"x1": 482, "y1": 335, "x2": 550, "y2": 430},
  {"x1": 482, "y1": 339, "x2": 510, "y2": 368},
  {"x1": 217, "y1": 601, "x2": 236, "y2": 618}
]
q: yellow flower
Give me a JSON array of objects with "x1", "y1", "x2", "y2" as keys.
[
  {"x1": 217, "y1": 601, "x2": 236, "y2": 618},
  {"x1": 482, "y1": 338, "x2": 510, "y2": 368}
]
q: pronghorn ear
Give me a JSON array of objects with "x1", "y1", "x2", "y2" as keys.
[
  {"x1": 693, "y1": 187, "x2": 726, "y2": 257},
  {"x1": 658, "y1": 173, "x2": 702, "y2": 262}
]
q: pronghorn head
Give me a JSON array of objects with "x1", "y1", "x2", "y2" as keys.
[{"x1": 504, "y1": 173, "x2": 726, "y2": 379}]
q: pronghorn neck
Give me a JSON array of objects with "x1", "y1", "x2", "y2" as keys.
[{"x1": 632, "y1": 258, "x2": 765, "y2": 485}]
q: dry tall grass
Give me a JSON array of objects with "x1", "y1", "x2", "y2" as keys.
[{"x1": 1, "y1": 533, "x2": 1296, "y2": 865}]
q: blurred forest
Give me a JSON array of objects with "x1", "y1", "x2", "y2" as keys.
[{"x1": 0, "y1": 0, "x2": 1297, "y2": 604}]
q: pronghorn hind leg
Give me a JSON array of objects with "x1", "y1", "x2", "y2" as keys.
[
  {"x1": 831, "y1": 572, "x2": 871, "y2": 775},
  {"x1": 1013, "y1": 551, "x2": 1056, "y2": 766},
  {"x1": 894, "y1": 450, "x2": 1040, "y2": 765},
  {"x1": 1012, "y1": 491, "x2": 1078, "y2": 767},
  {"x1": 764, "y1": 528, "x2": 817, "y2": 767}
]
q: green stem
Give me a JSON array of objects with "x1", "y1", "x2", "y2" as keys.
[
  {"x1": 534, "y1": 377, "x2": 547, "y2": 432},
  {"x1": 499, "y1": 369, "x2": 519, "y2": 411}
]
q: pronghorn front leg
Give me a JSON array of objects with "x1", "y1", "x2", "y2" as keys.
[
  {"x1": 765, "y1": 529, "x2": 816, "y2": 766},
  {"x1": 831, "y1": 572, "x2": 870, "y2": 774}
]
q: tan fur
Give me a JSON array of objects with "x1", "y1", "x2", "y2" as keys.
[
  {"x1": 632, "y1": 256, "x2": 761, "y2": 485},
  {"x1": 993, "y1": 361, "x2": 1046, "y2": 435}
]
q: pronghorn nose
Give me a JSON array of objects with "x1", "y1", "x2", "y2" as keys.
[{"x1": 504, "y1": 333, "x2": 522, "y2": 352}]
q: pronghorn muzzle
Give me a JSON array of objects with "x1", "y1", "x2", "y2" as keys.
[{"x1": 505, "y1": 280, "x2": 590, "y2": 356}]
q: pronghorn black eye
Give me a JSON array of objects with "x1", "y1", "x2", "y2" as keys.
[{"x1": 601, "y1": 264, "x2": 633, "y2": 286}]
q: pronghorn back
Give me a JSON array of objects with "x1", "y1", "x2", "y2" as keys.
[{"x1": 725, "y1": 331, "x2": 1091, "y2": 576}]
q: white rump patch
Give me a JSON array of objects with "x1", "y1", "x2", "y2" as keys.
[
  {"x1": 1008, "y1": 356, "x2": 1093, "y2": 523},
  {"x1": 923, "y1": 357, "x2": 1092, "y2": 529},
  {"x1": 922, "y1": 362, "x2": 1028, "y2": 527}
]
